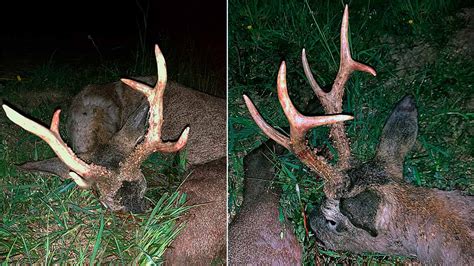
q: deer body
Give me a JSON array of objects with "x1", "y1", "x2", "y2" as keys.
[
  {"x1": 243, "y1": 6, "x2": 473, "y2": 264},
  {"x1": 71, "y1": 79, "x2": 226, "y2": 262},
  {"x1": 229, "y1": 141, "x2": 302, "y2": 265},
  {"x1": 312, "y1": 165, "x2": 474, "y2": 264},
  {"x1": 164, "y1": 158, "x2": 226, "y2": 265}
]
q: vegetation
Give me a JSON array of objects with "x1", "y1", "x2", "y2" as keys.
[{"x1": 229, "y1": 0, "x2": 473, "y2": 264}]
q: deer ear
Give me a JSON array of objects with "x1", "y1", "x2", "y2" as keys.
[
  {"x1": 340, "y1": 190, "x2": 380, "y2": 237},
  {"x1": 113, "y1": 101, "x2": 149, "y2": 152},
  {"x1": 121, "y1": 101, "x2": 149, "y2": 135},
  {"x1": 375, "y1": 95, "x2": 418, "y2": 180},
  {"x1": 20, "y1": 157, "x2": 71, "y2": 180}
]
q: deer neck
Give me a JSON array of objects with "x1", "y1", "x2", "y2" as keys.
[{"x1": 384, "y1": 185, "x2": 472, "y2": 264}]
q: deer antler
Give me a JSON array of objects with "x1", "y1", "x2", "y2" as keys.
[
  {"x1": 2, "y1": 106, "x2": 111, "y2": 186},
  {"x1": 121, "y1": 45, "x2": 190, "y2": 170},
  {"x1": 244, "y1": 6, "x2": 376, "y2": 198},
  {"x1": 302, "y1": 5, "x2": 376, "y2": 169},
  {"x1": 244, "y1": 62, "x2": 353, "y2": 198}
]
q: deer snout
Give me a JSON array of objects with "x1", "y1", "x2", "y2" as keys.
[
  {"x1": 309, "y1": 205, "x2": 327, "y2": 246},
  {"x1": 309, "y1": 202, "x2": 335, "y2": 231},
  {"x1": 114, "y1": 180, "x2": 148, "y2": 213},
  {"x1": 309, "y1": 199, "x2": 348, "y2": 244}
]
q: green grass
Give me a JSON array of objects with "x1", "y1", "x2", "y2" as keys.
[
  {"x1": 0, "y1": 39, "x2": 215, "y2": 263},
  {"x1": 229, "y1": 0, "x2": 473, "y2": 264}
]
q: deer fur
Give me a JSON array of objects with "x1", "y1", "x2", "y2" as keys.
[
  {"x1": 229, "y1": 141, "x2": 302, "y2": 265},
  {"x1": 164, "y1": 158, "x2": 226, "y2": 265},
  {"x1": 68, "y1": 77, "x2": 225, "y2": 167}
]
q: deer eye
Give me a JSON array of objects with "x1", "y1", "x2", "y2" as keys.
[{"x1": 326, "y1": 219, "x2": 337, "y2": 229}]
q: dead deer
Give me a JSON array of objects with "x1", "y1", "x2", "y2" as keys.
[
  {"x1": 243, "y1": 5, "x2": 473, "y2": 265},
  {"x1": 229, "y1": 140, "x2": 302, "y2": 264},
  {"x1": 2, "y1": 45, "x2": 226, "y2": 263}
]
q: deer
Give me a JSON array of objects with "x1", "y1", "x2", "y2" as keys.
[
  {"x1": 242, "y1": 5, "x2": 473, "y2": 265},
  {"x1": 2, "y1": 45, "x2": 226, "y2": 263}
]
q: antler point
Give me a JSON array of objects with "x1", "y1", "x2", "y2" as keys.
[{"x1": 154, "y1": 44, "x2": 162, "y2": 54}]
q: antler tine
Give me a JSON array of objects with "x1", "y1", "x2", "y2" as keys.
[
  {"x1": 2, "y1": 105, "x2": 110, "y2": 180},
  {"x1": 334, "y1": 5, "x2": 376, "y2": 108},
  {"x1": 303, "y1": 5, "x2": 377, "y2": 111},
  {"x1": 121, "y1": 44, "x2": 189, "y2": 166},
  {"x1": 302, "y1": 48, "x2": 324, "y2": 100},
  {"x1": 301, "y1": 5, "x2": 376, "y2": 169},
  {"x1": 244, "y1": 61, "x2": 353, "y2": 198},
  {"x1": 243, "y1": 95, "x2": 291, "y2": 150}
]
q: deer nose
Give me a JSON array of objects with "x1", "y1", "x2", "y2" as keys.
[
  {"x1": 308, "y1": 203, "x2": 321, "y2": 232},
  {"x1": 397, "y1": 95, "x2": 416, "y2": 112},
  {"x1": 308, "y1": 205, "x2": 328, "y2": 247}
]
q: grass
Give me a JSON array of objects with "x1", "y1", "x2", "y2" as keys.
[
  {"x1": 0, "y1": 36, "x2": 217, "y2": 263},
  {"x1": 229, "y1": 0, "x2": 473, "y2": 264}
]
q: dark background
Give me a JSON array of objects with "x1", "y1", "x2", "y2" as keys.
[{"x1": 0, "y1": 0, "x2": 226, "y2": 96}]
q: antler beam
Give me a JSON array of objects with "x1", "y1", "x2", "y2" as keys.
[{"x1": 2, "y1": 105, "x2": 110, "y2": 182}]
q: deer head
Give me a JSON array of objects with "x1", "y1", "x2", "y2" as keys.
[
  {"x1": 2, "y1": 45, "x2": 189, "y2": 213},
  {"x1": 244, "y1": 5, "x2": 473, "y2": 264}
]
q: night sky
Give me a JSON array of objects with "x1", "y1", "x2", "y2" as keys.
[{"x1": 1, "y1": 0, "x2": 226, "y2": 89}]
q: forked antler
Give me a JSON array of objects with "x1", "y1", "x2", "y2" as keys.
[
  {"x1": 120, "y1": 45, "x2": 189, "y2": 171},
  {"x1": 302, "y1": 5, "x2": 376, "y2": 169},
  {"x1": 2, "y1": 106, "x2": 111, "y2": 187},
  {"x1": 243, "y1": 5, "x2": 376, "y2": 198}
]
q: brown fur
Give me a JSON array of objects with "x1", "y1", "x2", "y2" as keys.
[
  {"x1": 164, "y1": 158, "x2": 226, "y2": 265},
  {"x1": 229, "y1": 141, "x2": 302, "y2": 264},
  {"x1": 69, "y1": 77, "x2": 226, "y2": 166}
]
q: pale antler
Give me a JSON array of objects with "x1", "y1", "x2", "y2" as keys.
[
  {"x1": 121, "y1": 45, "x2": 189, "y2": 170},
  {"x1": 302, "y1": 5, "x2": 376, "y2": 169},
  {"x1": 243, "y1": 62, "x2": 353, "y2": 198},
  {"x1": 2, "y1": 106, "x2": 111, "y2": 186}
]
